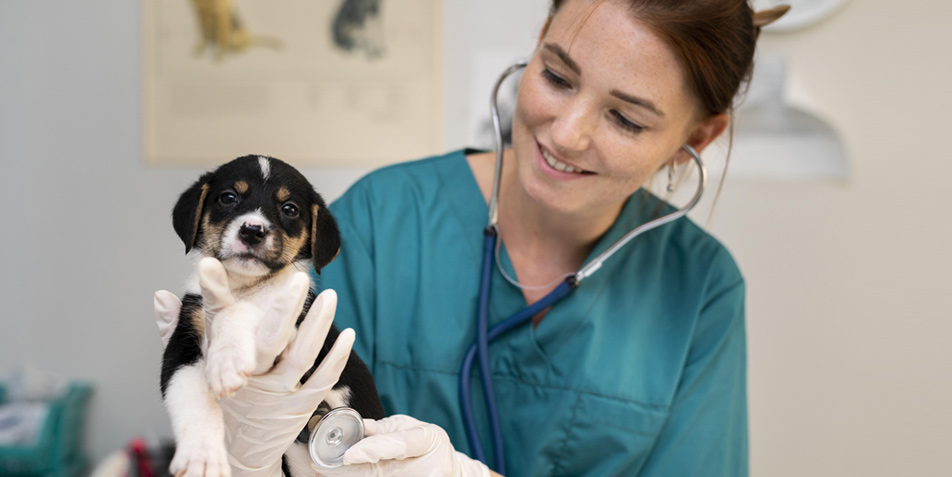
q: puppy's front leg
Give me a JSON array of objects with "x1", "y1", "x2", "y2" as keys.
[
  {"x1": 162, "y1": 295, "x2": 231, "y2": 477},
  {"x1": 205, "y1": 300, "x2": 261, "y2": 398},
  {"x1": 165, "y1": 364, "x2": 231, "y2": 477}
]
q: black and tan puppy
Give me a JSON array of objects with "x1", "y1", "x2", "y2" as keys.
[{"x1": 161, "y1": 155, "x2": 384, "y2": 476}]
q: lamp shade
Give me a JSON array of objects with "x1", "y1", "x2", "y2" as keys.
[{"x1": 729, "y1": 55, "x2": 848, "y2": 181}]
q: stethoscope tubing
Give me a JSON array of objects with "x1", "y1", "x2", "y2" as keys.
[
  {"x1": 487, "y1": 60, "x2": 529, "y2": 229},
  {"x1": 459, "y1": 228, "x2": 577, "y2": 471}
]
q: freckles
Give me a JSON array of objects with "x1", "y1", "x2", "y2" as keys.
[
  {"x1": 514, "y1": 83, "x2": 537, "y2": 128},
  {"x1": 598, "y1": 140, "x2": 659, "y2": 188},
  {"x1": 516, "y1": 65, "x2": 554, "y2": 126}
]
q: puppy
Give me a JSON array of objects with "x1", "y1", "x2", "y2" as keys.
[{"x1": 161, "y1": 155, "x2": 385, "y2": 476}]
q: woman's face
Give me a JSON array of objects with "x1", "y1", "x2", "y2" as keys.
[{"x1": 511, "y1": 0, "x2": 721, "y2": 218}]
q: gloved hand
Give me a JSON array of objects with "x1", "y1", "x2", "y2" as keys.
[
  {"x1": 319, "y1": 415, "x2": 491, "y2": 477},
  {"x1": 153, "y1": 290, "x2": 181, "y2": 349},
  {"x1": 154, "y1": 258, "x2": 354, "y2": 477}
]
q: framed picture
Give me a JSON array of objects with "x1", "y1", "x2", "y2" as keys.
[{"x1": 142, "y1": 0, "x2": 443, "y2": 167}]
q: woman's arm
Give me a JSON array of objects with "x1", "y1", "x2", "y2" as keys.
[{"x1": 637, "y1": 277, "x2": 748, "y2": 475}]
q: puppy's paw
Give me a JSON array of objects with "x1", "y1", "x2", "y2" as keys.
[
  {"x1": 169, "y1": 439, "x2": 231, "y2": 477},
  {"x1": 205, "y1": 347, "x2": 254, "y2": 398}
]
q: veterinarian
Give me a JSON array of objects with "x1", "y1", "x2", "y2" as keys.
[{"x1": 156, "y1": 0, "x2": 787, "y2": 475}]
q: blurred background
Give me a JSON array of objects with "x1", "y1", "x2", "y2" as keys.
[{"x1": 0, "y1": 0, "x2": 949, "y2": 475}]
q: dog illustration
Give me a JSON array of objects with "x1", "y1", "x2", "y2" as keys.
[{"x1": 190, "y1": 0, "x2": 282, "y2": 61}]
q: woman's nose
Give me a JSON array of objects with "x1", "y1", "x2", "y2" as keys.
[{"x1": 550, "y1": 99, "x2": 594, "y2": 152}]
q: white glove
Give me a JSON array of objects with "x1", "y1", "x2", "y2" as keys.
[
  {"x1": 154, "y1": 259, "x2": 354, "y2": 477},
  {"x1": 153, "y1": 290, "x2": 181, "y2": 349},
  {"x1": 319, "y1": 415, "x2": 491, "y2": 477}
]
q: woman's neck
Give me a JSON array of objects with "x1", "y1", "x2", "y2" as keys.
[{"x1": 498, "y1": 183, "x2": 613, "y2": 266}]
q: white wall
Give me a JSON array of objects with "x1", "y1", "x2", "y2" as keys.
[
  {"x1": 718, "y1": 3, "x2": 952, "y2": 476},
  {"x1": 0, "y1": 1, "x2": 948, "y2": 476}
]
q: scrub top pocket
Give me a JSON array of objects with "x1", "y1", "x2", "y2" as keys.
[{"x1": 554, "y1": 392, "x2": 668, "y2": 476}]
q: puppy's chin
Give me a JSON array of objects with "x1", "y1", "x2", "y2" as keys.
[{"x1": 220, "y1": 255, "x2": 273, "y2": 278}]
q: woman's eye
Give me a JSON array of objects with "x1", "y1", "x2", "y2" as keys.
[
  {"x1": 541, "y1": 68, "x2": 571, "y2": 89},
  {"x1": 219, "y1": 191, "x2": 238, "y2": 205},
  {"x1": 611, "y1": 110, "x2": 644, "y2": 134},
  {"x1": 281, "y1": 203, "x2": 300, "y2": 218}
]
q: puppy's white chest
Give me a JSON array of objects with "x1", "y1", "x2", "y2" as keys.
[{"x1": 235, "y1": 279, "x2": 294, "y2": 310}]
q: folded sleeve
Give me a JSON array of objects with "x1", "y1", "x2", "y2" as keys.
[{"x1": 638, "y1": 262, "x2": 748, "y2": 476}]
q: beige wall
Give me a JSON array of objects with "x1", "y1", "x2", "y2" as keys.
[{"x1": 710, "y1": 2, "x2": 951, "y2": 475}]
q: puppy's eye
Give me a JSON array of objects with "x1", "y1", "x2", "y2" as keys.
[
  {"x1": 219, "y1": 191, "x2": 238, "y2": 205},
  {"x1": 281, "y1": 203, "x2": 300, "y2": 218}
]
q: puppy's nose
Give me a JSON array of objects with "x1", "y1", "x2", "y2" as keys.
[{"x1": 238, "y1": 223, "x2": 266, "y2": 245}]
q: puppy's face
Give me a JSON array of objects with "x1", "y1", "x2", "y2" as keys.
[{"x1": 173, "y1": 155, "x2": 340, "y2": 278}]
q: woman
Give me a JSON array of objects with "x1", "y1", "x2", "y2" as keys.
[{"x1": 158, "y1": 0, "x2": 785, "y2": 475}]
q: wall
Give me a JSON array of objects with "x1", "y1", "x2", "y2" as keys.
[
  {"x1": 0, "y1": 0, "x2": 367, "y2": 465},
  {"x1": 716, "y1": 3, "x2": 952, "y2": 475},
  {"x1": 0, "y1": 1, "x2": 948, "y2": 475}
]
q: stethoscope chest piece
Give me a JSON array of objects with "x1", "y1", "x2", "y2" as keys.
[{"x1": 308, "y1": 407, "x2": 365, "y2": 470}]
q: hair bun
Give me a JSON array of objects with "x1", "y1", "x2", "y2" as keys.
[{"x1": 753, "y1": 4, "x2": 791, "y2": 28}]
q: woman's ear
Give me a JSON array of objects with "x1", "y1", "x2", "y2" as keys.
[
  {"x1": 172, "y1": 173, "x2": 213, "y2": 253},
  {"x1": 689, "y1": 113, "x2": 729, "y2": 155},
  {"x1": 310, "y1": 204, "x2": 341, "y2": 274},
  {"x1": 671, "y1": 113, "x2": 729, "y2": 165}
]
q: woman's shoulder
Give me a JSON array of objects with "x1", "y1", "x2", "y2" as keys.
[
  {"x1": 669, "y1": 220, "x2": 744, "y2": 300},
  {"x1": 629, "y1": 191, "x2": 744, "y2": 288},
  {"x1": 677, "y1": 218, "x2": 743, "y2": 287}
]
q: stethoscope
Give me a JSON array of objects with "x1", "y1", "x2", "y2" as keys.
[{"x1": 457, "y1": 60, "x2": 709, "y2": 474}]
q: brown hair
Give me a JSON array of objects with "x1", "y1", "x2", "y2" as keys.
[{"x1": 550, "y1": 0, "x2": 764, "y2": 117}]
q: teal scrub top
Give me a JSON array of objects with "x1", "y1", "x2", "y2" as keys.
[{"x1": 314, "y1": 150, "x2": 748, "y2": 476}]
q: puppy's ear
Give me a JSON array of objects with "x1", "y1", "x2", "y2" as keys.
[
  {"x1": 310, "y1": 204, "x2": 341, "y2": 274},
  {"x1": 172, "y1": 174, "x2": 212, "y2": 253}
]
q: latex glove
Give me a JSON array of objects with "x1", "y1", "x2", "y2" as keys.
[
  {"x1": 153, "y1": 290, "x2": 181, "y2": 349},
  {"x1": 153, "y1": 258, "x2": 330, "y2": 382},
  {"x1": 199, "y1": 258, "x2": 284, "y2": 397},
  {"x1": 319, "y1": 415, "x2": 491, "y2": 477},
  {"x1": 154, "y1": 258, "x2": 354, "y2": 477},
  {"x1": 222, "y1": 295, "x2": 353, "y2": 476}
]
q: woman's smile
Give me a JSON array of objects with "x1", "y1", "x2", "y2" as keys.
[{"x1": 537, "y1": 141, "x2": 594, "y2": 179}]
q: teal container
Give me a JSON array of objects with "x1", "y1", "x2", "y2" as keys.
[{"x1": 0, "y1": 382, "x2": 93, "y2": 477}]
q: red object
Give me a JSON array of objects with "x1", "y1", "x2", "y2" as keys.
[{"x1": 129, "y1": 437, "x2": 154, "y2": 477}]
